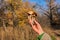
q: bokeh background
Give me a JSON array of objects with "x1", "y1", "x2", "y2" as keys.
[{"x1": 0, "y1": 0, "x2": 60, "y2": 40}]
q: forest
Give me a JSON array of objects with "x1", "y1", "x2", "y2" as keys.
[{"x1": 0, "y1": 0, "x2": 60, "y2": 40}]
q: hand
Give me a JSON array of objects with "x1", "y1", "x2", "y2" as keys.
[{"x1": 28, "y1": 18, "x2": 44, "y2": 35}]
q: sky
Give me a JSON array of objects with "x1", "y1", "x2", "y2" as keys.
[
  {"x1": 27, "y1": 0, "x2": 60, "y2": 14},
  {"x1": 28, "y1": 0, "x2": 46, "y2": 8},
  {"x1": 28, "y1": 0, "x2": 60, "y2": 9}
]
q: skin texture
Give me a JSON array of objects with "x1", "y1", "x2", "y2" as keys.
[
  {"x1": 28, "y1": 17, "x2": 52, "y2": 40},
  {"x1": 28, "y1": 18, "x2": 44, "y2": 35}
]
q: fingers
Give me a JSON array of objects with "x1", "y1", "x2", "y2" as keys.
[
  {"x1": 34, "y1": 20, "x2": 42, "y2": 26},
  {"x1": 28, "y1": 16, "x2": 40, "y2": 27},
  {"x1": 34, "y1": 20, "x2": 39, "y2": 25},
  {"x1": 32, "y1": 25, "x2": 39, "y2": 34},
  {"x1": 34, "y1": 19, "x2": 42, "y2": 29},
  {"x1": 28, "y1": 17, "x2": 33, "y2": 26},
  {"x1": 28, "y1": 17, "x2": 44, "y2": 35}
]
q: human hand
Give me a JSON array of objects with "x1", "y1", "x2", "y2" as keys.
[{"x1": 28, "y1": 17, "x2": 44, "y2": 35}]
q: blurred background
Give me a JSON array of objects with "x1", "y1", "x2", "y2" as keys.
[{"x1": 0, "y1": 0, "x2": 60, "y2": 40}]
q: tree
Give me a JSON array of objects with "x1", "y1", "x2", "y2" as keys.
[{"x1": 32, "y1": 0, "x2": 60, "y2": 29}]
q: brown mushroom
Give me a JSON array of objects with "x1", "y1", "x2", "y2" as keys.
[{"x1": 27, "y1": 11, "x2": 37, "y2": 16}]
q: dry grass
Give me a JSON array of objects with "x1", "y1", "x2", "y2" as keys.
[{"x1": 0, "y1": 25, "x2": 38, "y2": 40}]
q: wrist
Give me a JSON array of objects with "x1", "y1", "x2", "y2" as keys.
[{"x1": 38, "y1": 31, "x2": 44, "y2": 35}]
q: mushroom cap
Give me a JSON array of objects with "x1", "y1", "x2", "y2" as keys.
[
  {"x1": 27, "y1": 11, "x2": 37, "y2": 16},
  {"x1": 27, "y1": 11, "x2": 34, "y2": 15}
]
